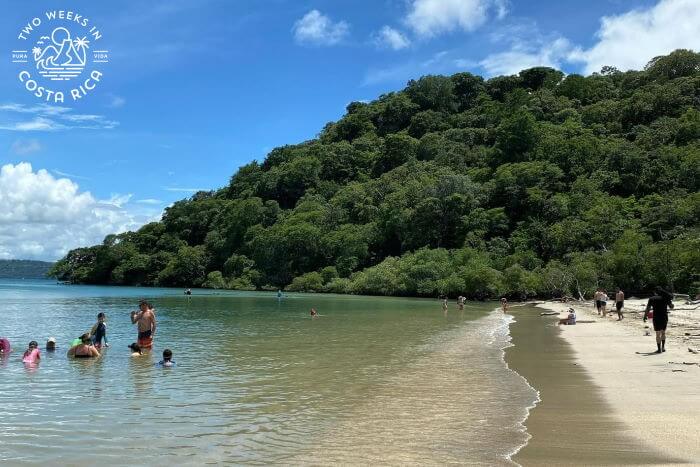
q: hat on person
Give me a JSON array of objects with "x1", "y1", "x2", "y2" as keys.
[{"x1": 47, "y1": 337, "x2": 56, "y2": 343}]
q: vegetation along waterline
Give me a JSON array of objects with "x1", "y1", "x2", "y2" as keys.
[{"x1": 49, "y1": 50, "x2": 700, "y2": 299}]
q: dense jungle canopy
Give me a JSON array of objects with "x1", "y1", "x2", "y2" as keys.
[{"x1": 50, "y1": 50, "x2": 700, "y2": 299}]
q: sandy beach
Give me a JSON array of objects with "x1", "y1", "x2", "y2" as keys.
[{"x1": 522, "y1": 298, "x2": 700, "y2": 465}]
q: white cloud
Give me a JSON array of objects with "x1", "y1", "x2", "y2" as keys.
[
  {"x1": 136, "y1": 199, "x2": 163, "y2": 205},
  {"x1": 569, "y1": 0, "x2": 700, "y2": 74},
  {"x1": 0, "y1": 163, "x2": 150, "y2": 261},
  {"x1": 102, "y1": 193, "x2": 133, "y2": 208},
  {"x1": 108, "y1": 94, "x2": 126, "y2": 108},
  {"x1": 292, "y1": 10, "x2": 349, "y2": 46},
  {"x1": 479, "y1": 37, "x2": 572, "y2": 76},
  {"x1": 10, "y1": 139, "x2": 42, "y2": 155},
  {"x1": 374, "y1": 26, "x2": 411, "y2": 50},
  {"x1": 52, "y1": 169, "x2": 91, "y2": 181},
  {"x1": 405, "y1": 0, "x2": 506, "y2": 37},
  {"x1": 0, "y1": 103, "x2": 118, "y2": 131}
]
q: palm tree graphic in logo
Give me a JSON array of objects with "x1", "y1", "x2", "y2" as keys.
[{"x1": 33, "y1": 27, "x2": 90, "y2": 81}]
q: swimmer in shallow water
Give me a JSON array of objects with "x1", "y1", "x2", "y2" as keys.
[
  {"x1": 22, "y1": 341, "x2": 41, "y2": 364},
  {"x1": 310, "y1": 308, "x2": 318, "y2": 318},
  {"x1": 46, "y1": 337, "x2": 57, "y2": 352},
  {"x1": 157, "y1": 349, "x2": 175, "y2": 367},
  {"x1": 67, "y1": 334, "x2": 100, "y2": 359},
  {"x1": 128, "y1": 343, "x2": 143, "y2": 356}
]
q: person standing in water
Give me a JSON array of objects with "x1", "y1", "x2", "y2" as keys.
[
  {"x1": 90, "y1": 312, "x2": 109, "y2": 349},
  {"x1": 644, "y1": 288, "x2": 674, "y2": 353},
  {"x1": 310, "y1": 308, "x2": 318, "y2": 318},
  {"x1": 131, "y1": 300, "x2": 157, "y2": 351},
  {"x1": 22, "y1": 341, "x2": 41, "y2": 364},
  {"x1": 442, "y1": 298, "x2": 448, "y2": 312},
  {"x1": 501, "y1": 297, "x2": 508, "y2": 313},
  {"x1": 68, "y1": 334, "x2": 100, "y2": 359},
  {"x1": 615, "y1": 288, "x2": 625, "y2": 320},
  {"x1": 158, "y1": 349, "x2": 175, "y2": 367}
]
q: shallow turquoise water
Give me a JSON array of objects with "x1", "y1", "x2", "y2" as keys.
[{"x1": 0, "y1": 279, "x2": 536, "y2": 465}]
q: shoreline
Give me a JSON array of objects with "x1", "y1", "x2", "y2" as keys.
[
  {"x1": 512, "y1": 299, "x2": 700, "y2": 465},
  {"x1": 505, "y1": 305, "x2": 676, "y2": 465},
  {"x1": 498, "y1": 311, "x2": 541, "y2": 465}
]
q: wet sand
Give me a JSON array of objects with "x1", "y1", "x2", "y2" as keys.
[
  {"x1": 532, "y1": 300, "x2": 700, "y2": 465},
  {"x1": 507, "y1": 306, "x2": 679, "y2": 466}
]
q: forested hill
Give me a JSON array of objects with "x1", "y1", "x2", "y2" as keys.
[
  {"x1": 50, "y1": 50, "x2": 700, "y2": 299},
  {"x1": 0, "y1": 260, "x2": 54, "y2": 279}
]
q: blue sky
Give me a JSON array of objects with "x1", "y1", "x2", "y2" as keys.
[{"x1": 0, "y1": 0, "x2": 697, "y2": 260}]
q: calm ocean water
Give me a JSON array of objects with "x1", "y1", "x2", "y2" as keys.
[{"x1": 0, "y1": 279, "x2": 537, "y2": 465}]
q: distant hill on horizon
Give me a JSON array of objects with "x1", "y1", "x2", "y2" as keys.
[{"x1": 0, "y1": 259, "x2": 55, "y2": 279}]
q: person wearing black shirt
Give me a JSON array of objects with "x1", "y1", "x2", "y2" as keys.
[{"x1": 644, "y1": 288, "x2": 674, "y2": 353}]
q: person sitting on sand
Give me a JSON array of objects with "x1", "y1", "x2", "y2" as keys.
[
  {"x1": 558, "y1": 308, "x2": 576, "y2": 325},
  {"x1": 310, "y1": 308, "x2": 318, "y2": 318},
  {"x1": 22, "y1": 341, "x2": 41, "y2": 364},
  {"x1": 67, "y1": 334, "x2": 100, "y2": 359},
  {"x1": 644, "y1": 287, "x2": 674, "y2": 353},
  {"x1": 128, "y1": 343, "x2": 143, "y2": 356},
  {"x1": 157, "y1": 349, "x2": 175, "y2": 367}
]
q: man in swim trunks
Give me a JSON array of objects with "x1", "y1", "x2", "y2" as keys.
[
  {"x1": 644, "y1": 288, "x2": 674, "y2": 353},
  {"x1": 615, "y1": 288, "x2": 625, "y2": 320},
  {"x1": 131, "y1": 300, "x2": 157, "y2": 351}
]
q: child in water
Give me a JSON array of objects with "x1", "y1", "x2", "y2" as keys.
[
  {"x1": 158, "y1": 349, "x2": 175, "y2": 367},
  {"x1": 310, "y1": 308, "x2": 318, "y2": 318},
  {"x1": 90, "y1": 312, "x2": 109, "y2": 349},
  {"x1": 128, "y1": 343, "x2": 143, "y2": 356},
  {"x1": 46, "y1": 337, "x2": 57, "y2": 352},
  {"x1": 22, "y1": 341, "x2": 41, "y2": 364},
  {"x1": 0, "y1": 337, "x2": 11, "y2": 354}
]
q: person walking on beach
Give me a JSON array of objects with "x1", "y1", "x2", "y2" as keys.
[
  {"x1": 615, "y1": 288, "x2": 625, "y2": 320},
  {"x1": 644, "y1": 287, "x2": 674, "y2": 353},
  {"x1": 594, "y1": 289, "x2": 608, "y2": 316},
  {"x1": 131, "y1": 300, "x2": 157, "y2": 351}
]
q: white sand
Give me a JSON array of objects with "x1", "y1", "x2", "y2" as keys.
[{"x1": 535, "y1": 298, "x2": 700, "y2": 464}]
